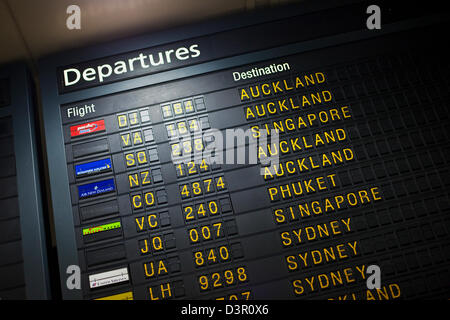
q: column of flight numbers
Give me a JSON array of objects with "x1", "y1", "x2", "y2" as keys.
[
  {"x1": 117, "y1": 108, "x2": 185, "y2": 300},
  {"x1": 239, "y1": 69, "x2": 387, "y2": 298},
  {"x1": 161, "y1": 97, "x2": 252, "y2": 300}
]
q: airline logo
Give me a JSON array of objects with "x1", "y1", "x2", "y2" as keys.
[
  {"x1": 70, "y1": 119, "x2": 105, "y2": 137},
  {"x1": 78, "y1": 178, "x2": 115, "y2": 199},
  {"x1": 83, "y1": 221, "x2": 121, "y2": 236},
  {"x1": 75, "y1": 158, "x2": 112, "y2": 177},
  {"x1": 96, "y1": 291, "x2": 134, "y2": 300},
  {"x1": 89, "y1": 267, "x2": 129, "y2": 289}
]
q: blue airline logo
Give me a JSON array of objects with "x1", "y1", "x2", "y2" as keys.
[
  {"x1": 75, "y1": 158, "x2": 112, "y2": 176},
  {"x1": 78, "y1": 178, "x2": 115, "y2": 199}
]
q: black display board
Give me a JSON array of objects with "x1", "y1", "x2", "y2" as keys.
[
  {"x1": 39, "y1": 0, "x2": 450, "y2": 300},
  {"x1": 0, "y1": 64, "x2": 51, "y2": 299}
]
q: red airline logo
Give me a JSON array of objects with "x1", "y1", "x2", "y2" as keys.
[{"x1": 70, "y1": 120, "x2": 105, "y2": 137}]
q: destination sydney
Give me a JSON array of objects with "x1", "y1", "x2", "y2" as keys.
[{"x1": 60, "y1": 43, "x2": 201, "y2": 89}]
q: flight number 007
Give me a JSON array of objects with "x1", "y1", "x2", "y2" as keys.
[
  {"x1": 188, "y1": 222, "x2": 224, "y2": 243},
  {"x1": 198, "y1": 267, "x2": 248, "y2": 291}
]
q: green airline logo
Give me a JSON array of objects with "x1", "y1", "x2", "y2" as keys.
[{"x1": 83, "y1": 221, "x2": 121, "y2": 236}]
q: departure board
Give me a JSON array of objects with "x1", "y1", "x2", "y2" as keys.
[
  {"x1": 39, "y1": 1, "x2": 450, "y2": 300},
  {"x1": 0, "y1": 64, "x2": 50, "y2": 299}
]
